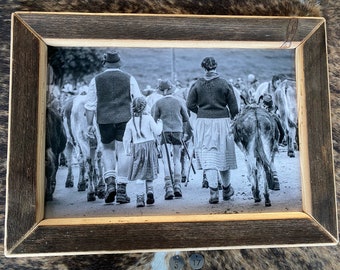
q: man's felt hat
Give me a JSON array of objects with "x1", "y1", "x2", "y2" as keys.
[
  {"x1": 103, "y1": 51, "x2": 122, "y2": 68},
  {"x1": 157, "y1": 79, "x2": 173, "y2": 92}
]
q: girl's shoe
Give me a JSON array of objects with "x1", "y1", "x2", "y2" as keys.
[
  {"x1": 146, "y1": 182, "x2": 155, "y2": 204},
  {"x1": 146, "y1": 191, "x2": 155, "y2": 205},
  {"x1": 136, "y1": 194, "x2": 145, "y2": 207}
]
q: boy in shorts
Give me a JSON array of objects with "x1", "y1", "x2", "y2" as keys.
[{"x1": 152, "y1": 80, "x2": 191, "y2": 200}]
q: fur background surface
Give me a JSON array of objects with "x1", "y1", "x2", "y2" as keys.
[{"x1": 0, "y1": 0, "x2": 339, "y2": 269}]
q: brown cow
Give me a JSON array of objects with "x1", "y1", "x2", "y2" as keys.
[{"x1": 45, "y1": 106, "x2": 67, "y2": 201}]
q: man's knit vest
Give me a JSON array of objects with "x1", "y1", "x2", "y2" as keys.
[{"x1": 95, "y1": 70, "x2": 131, "y2": 124}]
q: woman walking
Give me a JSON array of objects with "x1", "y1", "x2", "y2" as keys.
[
  {"x1": 186, "y1": 56, "x2": 239, "y2": 204},
  {"x1": 123, "y1": 96, "x2": 163, "y2": 207}
]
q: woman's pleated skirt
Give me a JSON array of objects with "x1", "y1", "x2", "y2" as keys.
[{"x1": 194, "y1": 117, "x2": 237, "y2": 171}]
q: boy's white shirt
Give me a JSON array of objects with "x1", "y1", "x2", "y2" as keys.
[{"x1": 123, "y1": 114, "x2": 163, "y2": 155}]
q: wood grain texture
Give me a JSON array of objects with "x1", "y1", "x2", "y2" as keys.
[
  {"x1": 1, "y1": 0, "x2": 339, "y2": 269},
  {"x1": 17, "y1": 13, "x2": 321, "y2": 42},
  {"x1": 4, "y1": 13, "x2": 337, "y2": 257},
  {"x1": 11, "y1": 217, "x2": 335, "y2": 255},
  {"x1": 303, "y1": 22, "x2": 337, "y2": 237},
  {"x1": 5, "y1": 14, "x2": 42, "y2": 251}
]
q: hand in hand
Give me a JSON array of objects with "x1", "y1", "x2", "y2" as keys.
[{"x1": 86, "y1": 125, "x2": 96, "y2": 139}]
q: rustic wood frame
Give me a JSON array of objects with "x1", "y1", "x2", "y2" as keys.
[{"x1": 5, "y1": 12, "x2": 338, "y2": 257}]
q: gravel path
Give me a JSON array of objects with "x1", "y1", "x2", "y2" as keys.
[{"x1": 45, "y1": 146, "x2": 302, "y2": 219}]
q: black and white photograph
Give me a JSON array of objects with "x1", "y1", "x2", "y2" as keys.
[{"x1": 45, "y1": 46, "x2": 301, "y2": 219}]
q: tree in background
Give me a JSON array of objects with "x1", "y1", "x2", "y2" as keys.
[{"x1": 48, "y1": 47, "x2": 104, "y2": 88}]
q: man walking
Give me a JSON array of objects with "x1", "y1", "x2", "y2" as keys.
[{"x1": 85, "y1": 51, "x2": 142, "y2": 204}]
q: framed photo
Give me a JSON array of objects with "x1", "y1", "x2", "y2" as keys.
[{"x1": 5, "y1": 12, "x2": 338, "y2": 256}]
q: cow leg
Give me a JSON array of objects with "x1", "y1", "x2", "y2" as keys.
[
  {"x1": 45, "y1": 179, "x2": 54, "y2": 201},
  {"x1": 295, "y1": 125, "x2": 299, "y2": 151},
  {"x1": 287, "y1": 127, "x2": 296, "y2": 157},
  {"x1": 46, "y1": 174, "x2": 55, "y2": 201},
  {"x1": 64, "y1": 142, "x2": 74, "y2": 188},
  {"x1": 45, "y1": 148, "x2": 56, "y2": 201},
  {"x1": 46, "y1": 151, "x2": 59, "y2": 201},
  {"x1": 252, "y1": 186, "x2": 261, "y2": 203},
  {"x1": 287, "y1": 135, "x2": 295, "y2": 157},
  {"x1": 77, "y1": 159, "x2": 87, "y2": 191},
  {"x1": 50, "y1": 154, "x2": 60, "y2": 195},
  {"x1": 87, "y1": 158, "x2": 96, "y2": 202},
  {"x1": 87, "y1": 143, "x2": 99, "y2": 201},
  {"x1": 271, "y1": 170, "x2": 280, "y2": 191},
  {"x1": 93, "y1": 167, "x2": 99, "y2": 195},
  {"x1": 59, "y1": 152, "x2": 67, "y2": 167},
  {"x1": 96, "y1": 150, "x2": 105, "y2": 199}
]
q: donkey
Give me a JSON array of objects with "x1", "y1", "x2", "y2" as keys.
[{"x1": 232, "y1": 105, "x2": 280, "y2": 206}]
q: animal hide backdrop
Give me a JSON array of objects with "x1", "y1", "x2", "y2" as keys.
[{"x1": 0, "y1": 0, "x2": 339, "y2": 269}]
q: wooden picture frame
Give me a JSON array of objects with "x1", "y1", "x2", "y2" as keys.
[{"x1": 5, "y1": 12, "x2": 338, "y2": 257}]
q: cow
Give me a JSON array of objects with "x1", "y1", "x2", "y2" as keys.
[
  {"x1": 272, "y1": 78, "x2": 298, "y2": 157},
  {"x1": 229, "y1": 77, "x2": 256, "y2": 111},
  {"x1": 63, "y1": 94, "x2": 105, "y2": 202},
  {"x1": 254, "y1": 75, "x2": 298, "y2": 157},
  {"x1": 232, "y1": 105, "x2": 280, "y2": 206},
  {"x1": 45, "y1": 106, "x2": 67, "y2": 201}
]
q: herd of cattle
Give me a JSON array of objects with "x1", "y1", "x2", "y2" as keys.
[{"x1": 45, "y1": 74, "x2": 298, "y2": 207}]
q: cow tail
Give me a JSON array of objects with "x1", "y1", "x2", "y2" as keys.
[{"x1": 254, "y1": 111, "x2": 274, "y2": 189}]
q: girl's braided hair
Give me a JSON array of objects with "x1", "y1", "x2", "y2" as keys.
[{"x1": 131, "y1": 96, "x2": 147, "y2": 138}]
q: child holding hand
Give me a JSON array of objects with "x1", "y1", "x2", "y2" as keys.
[{"x1": 123, "y1": 96, "x2": 163, "y2": 207}]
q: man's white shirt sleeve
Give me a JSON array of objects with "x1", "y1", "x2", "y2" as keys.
[
  {"x1": 130, "y1": 76, "x2": 142, "y2": 99},
  {"x1": 84, "y1": 77, "x2": 97, "y2": 111}
]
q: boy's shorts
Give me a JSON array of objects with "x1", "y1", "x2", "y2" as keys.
[
  {"x1": 98, "y1": 122, "x2": 127, "y2": 144},
  {"x1": 161, "y1": 132, "x2": 183, "y2": 145}
]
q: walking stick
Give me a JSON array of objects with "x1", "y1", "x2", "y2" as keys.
[
  {"x1": 185, "y1": 148, "x2": 195, "y2": 187},
  {"x1": 161, "y1": 131, "x2": 174, "y2": 184},
  {"x1": 180, "y1": 138, "x2": 196, "y2": 175}
]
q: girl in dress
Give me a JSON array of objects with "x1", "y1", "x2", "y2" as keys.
[{"x1": 123, "y1": 96, "x2": 163, "y2": 207}]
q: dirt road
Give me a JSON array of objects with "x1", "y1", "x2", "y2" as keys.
[{"x1": 45, "y1": 146, "x2": 301, "y2": 219}]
